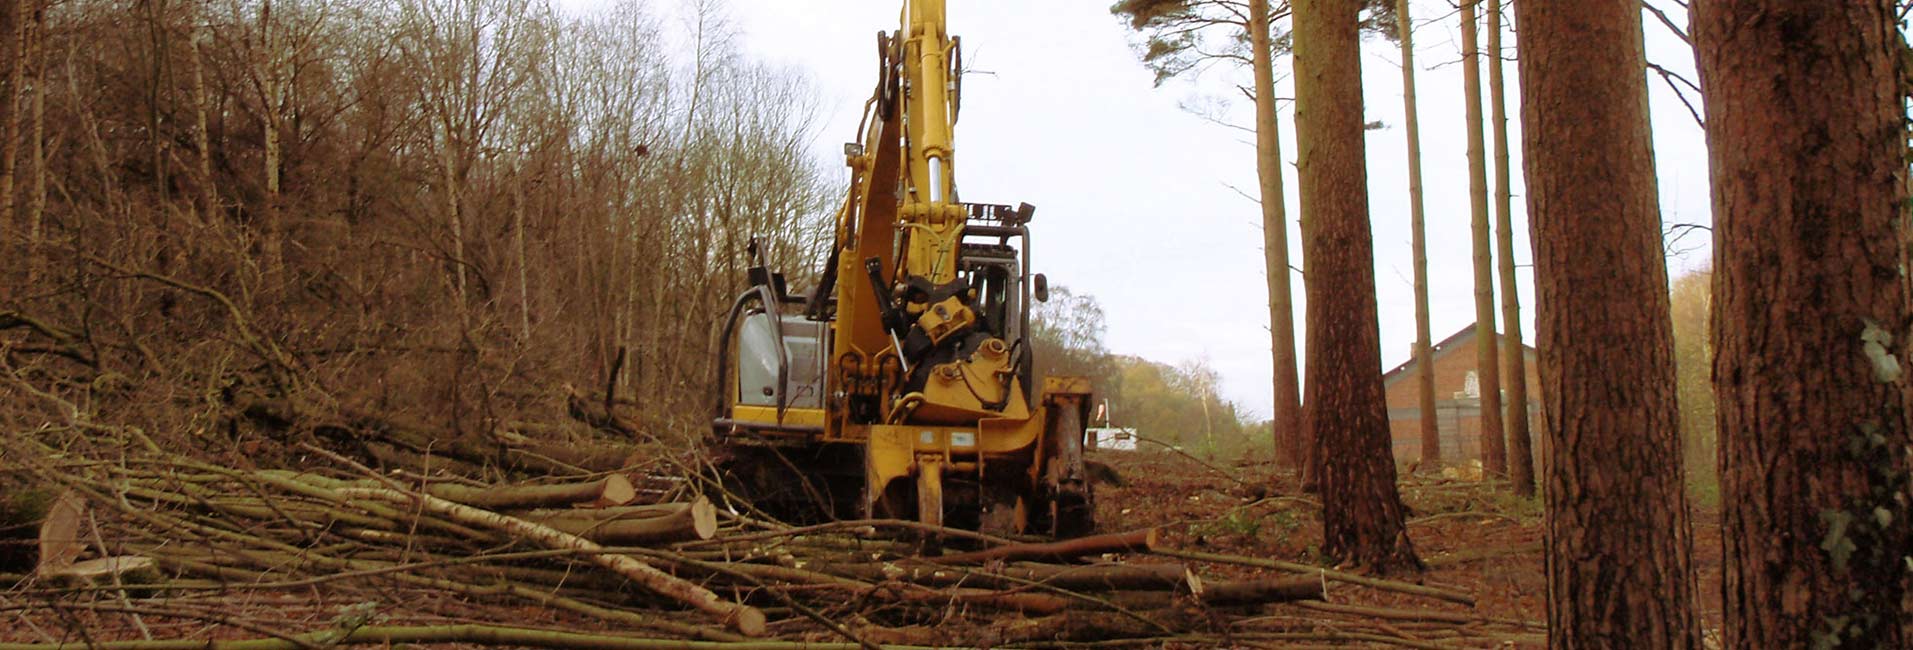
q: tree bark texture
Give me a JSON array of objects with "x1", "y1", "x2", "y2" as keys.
[
  {"x1": 1396, "y1": 0, "x2": 1440, "y2": 469},
  {"x1": 1513, "y1": 2, "x2": 1699, "y2": 648},
  {"x1": 1250, "y1": 0, "x2": 1305, "y2": 472},
  {"x1": 1692, "y1": 1, "x2": 1912, "y2": 647},
  {"x1": 1489, "y1": 0, "x2": 1534, "y2": 496},
  {"x1": 1292, "y1": 0, "x2": 1419, "y2": 574},
  {"x1": 1459, "y1": 0, "x2": 1508, "y2": 476}
]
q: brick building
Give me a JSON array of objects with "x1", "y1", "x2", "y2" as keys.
[{"x1": 1380, "y1": 324, "x2": 1543, "y2": 463}]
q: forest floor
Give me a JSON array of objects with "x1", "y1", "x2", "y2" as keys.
[
  {"x1": 1, "y1": 446, "x2": 1729, "y2": 649},
  {"x1": 1092, "y1": 449, "x2": 1728, "y2": 648}
]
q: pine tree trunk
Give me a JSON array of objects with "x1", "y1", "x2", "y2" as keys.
[
  {"x1": 1513, "y1": 2, "x2": 1699, "y2": 648},
  {"x1": 1488, "y1": 0, "x2": 1533, "y2": 495},
  {"x1": 1692, "y1": 2, "x2": 1911, "y2": 648},
  {"x1": 1292, "y1": 0, "x2": 1419, "y2": 574},
  {"x1": 1250, "y1": 0, "x2": 1304, "y2": 473},
  {"x1": 1397, "y1": 0, "x2": 1439, "y2": 469},
  {"x1": 1459, "y1": 0, "x2": 1507, "y2": 477}
]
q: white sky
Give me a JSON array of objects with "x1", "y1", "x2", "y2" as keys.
[{"x1": 566, "y1": 0, "x2": 1713, "y2": 420}]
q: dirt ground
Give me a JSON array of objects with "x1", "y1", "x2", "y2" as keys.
[{"x1": 1093, "y1": 449, "x2": 1727, "y2": 648}]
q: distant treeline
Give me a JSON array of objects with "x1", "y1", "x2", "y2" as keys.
[{"x1": 1030, "y1": 287, "x2": 1265, "y2": 459}]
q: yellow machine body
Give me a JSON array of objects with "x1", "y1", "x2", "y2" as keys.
[{"x1": 712, "y1": 0, "x2": 1093, "y2": 537}]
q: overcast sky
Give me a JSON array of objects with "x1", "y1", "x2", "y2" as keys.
[{"x1": 567, "y1": 0, "x2": 1713, "y2": 420}]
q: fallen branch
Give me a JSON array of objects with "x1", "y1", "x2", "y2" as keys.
[
  {"x1": 929, "y1": 528, "x2": 1158, "y2": 565},
  {"x1": 0, "y1": 623, "x2": 907, "y2": 650},
  {"x1": 1152, "y1": 547, "x2": 1475, "y2": 607},
  {"x1": 808, "y1": 560, "x2": 1189, "y2": 591},
  {"x1": 335, "y1": 486, "x2": 766, "y2": 636}
]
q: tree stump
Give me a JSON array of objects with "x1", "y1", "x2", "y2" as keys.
[{"x1": 0, "y1": 487, "x2": 85, "y2": 574}]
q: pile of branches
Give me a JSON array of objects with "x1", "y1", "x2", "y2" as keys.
[{"x1": 0, "y1": 435, "x2": 1547, "y2": 650}]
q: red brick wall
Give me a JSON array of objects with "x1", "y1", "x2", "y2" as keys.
[{"x1": 1382, "y1": 331, "x2": 1544, "y2": 465}]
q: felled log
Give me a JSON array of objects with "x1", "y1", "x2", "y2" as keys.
[
  {"x1": 0, "y1": 624, "x2": 805, "y2": 650},
  {"x1": 993, "y1": 608, "x2": 1199, "y2": 643},
  {"x1": 336, "y1": 487, "x2": 765, "y2": 636},
  {"x1": 512, "y1": 498, "x2": 717, "y2": 544},
  {"x1": 424, "y1": 475, "x2": 636, "y2": 510},
  {"x1": 0, "y1": 487, "x2": 84, "y2": 574},
  {"x1": 1155, "y1": 547, "x2": 1475, "y2": 606},
  {"x1": 1185, "y1": 573, "x2": 1324, "y2": 606},
  {"x1": 930, "y1": 528, "x2": 1159, "y2": 565},
  {"x1": 41, "y1": 556, "x2": 162, "y2": 591},
  {"x1": 805, "y1": 560, "x2": 1189, "y2": 592}
]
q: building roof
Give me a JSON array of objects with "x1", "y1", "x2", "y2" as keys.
[{"x1": 1380, "y1": 323, "x2": 1538, "y2": 388}]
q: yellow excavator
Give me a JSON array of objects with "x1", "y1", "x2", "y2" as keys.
[{"x1": 711, "y1": 0, "x2": 1093, "y2": 538}]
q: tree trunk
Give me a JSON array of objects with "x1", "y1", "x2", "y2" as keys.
[
  {"x1": 0, "y1": 0, "x2": 28, "y2": 239},
  {"x1": 513, "y1": 171, "x2": 532, "y2": 342},
  {"x1": 1513, "y1": 2, "x2": 1699, "y2": 648},
  {"x1": 21, "y1": 0, "x2": 39, "y2": 284},
  {"x1": 1459, "y1": 0, "x2": 1507, "y2": 477},
  {"x1": 191, "y1": 31, "x2": 217, "y2": 225},
  {"x1": 1692, "y1": 2, "x2": 1911, "y2": 648},
  {"x1": 1292, "y1": 0, "x2": 1419, "y2": 574},
  {"x1": 1250, "y1": 0, "x2": 1304, "y2": 472},
  {"x1": 1489, "y1": 0, "x2": 1533, "y2": 496},
  {"x1": 1396, "y1": 0, "x2": 1439, "y2": 470},
  {"x1": 257, "y1": 0, "x2": 283, "y2": 274}
]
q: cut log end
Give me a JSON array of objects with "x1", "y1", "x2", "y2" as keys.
[
  {"x1": 731, "y1": 607, "x2": 768, "y2": 637},
  {"x1": 588, "y1": 474, "x2": 638, "y2": 508},
  {"x1": 689, "y1": 497, "x2": 717, "y2": 541},
  {"x1": 2, "y1": 488, "x2": 85, "y2": 575},
  {"x1": 36, "y1": 491, "x2": 85, "y2": 574}
]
